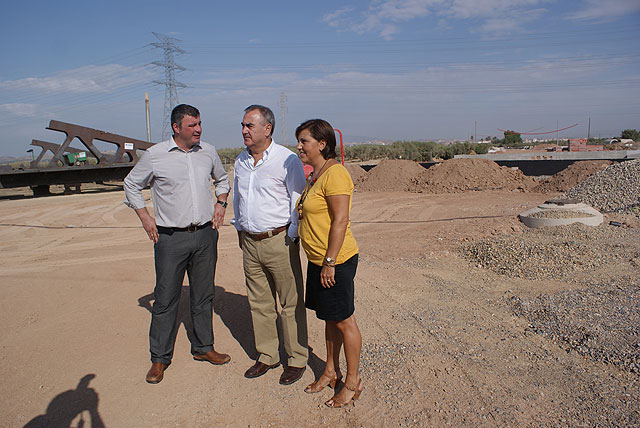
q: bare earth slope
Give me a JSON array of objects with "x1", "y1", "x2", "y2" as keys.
[{"x1": 0, "y1": 184, "x2": 638, "y2": 427}]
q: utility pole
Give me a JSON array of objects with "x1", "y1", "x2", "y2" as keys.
[
  {"x1": 474, "y1": 120, "x2": 477, "y2": 143},
  {"x1": 145, "y1": 92, "x2": 151, "y2": 142},
  {"x1": 279, "y1": 92, "x2": 287, "y2": 146},
  {"x1": 587, "y1": 117, "x2": 591, "y2": 141},
  {"x1": 151, "y1": 32, "x2": 187, "y2": 141}
]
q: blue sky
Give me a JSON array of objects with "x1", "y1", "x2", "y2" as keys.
[{"x1": 1, "y1": 0, "x2": 639, "y2": 157}]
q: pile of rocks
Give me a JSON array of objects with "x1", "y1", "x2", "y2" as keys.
[
  {"x1": 534, "y1": 160, "x2": 611, "y2": 193},
  {"x1": 508, "y1": 276, "x2": 640, "y2": 374},
  {"x1": 460, "y1": 223, "x2": 639, "y2": 281},
  {"x1": 563, "y1": 159, "x2": 640, "y2": 215}
]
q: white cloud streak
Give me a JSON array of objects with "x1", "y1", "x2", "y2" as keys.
[
  {"x1": 566, "y1": 0, "x2": 640, "y2": 20},
  {"x1": 0, "y1": 64, "x2": 153, "y2": 94},
  {"x1": 323, "y1": 0, "x2": 557, "y2": 38},
  {"x1": 0, "y1": 103, "x2": 39, "y2": 117}
]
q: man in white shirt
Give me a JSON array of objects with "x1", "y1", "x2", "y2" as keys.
[
  {"x1": 232, "y1": 105, "x2": 308, "y2": 385},
  {"x1": 124, "y1": 104, "x2": 231, "y2": 384}
]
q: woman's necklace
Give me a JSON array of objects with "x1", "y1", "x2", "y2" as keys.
[
  {"x1": 298, "y1": 158, "x2": 331, "y2": 220},
  {"x1": 310, "y1": 158, "x2": 330, "y2": 184}
]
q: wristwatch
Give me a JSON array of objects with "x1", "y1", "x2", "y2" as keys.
[
  {"x1": 216, "y1": 200, "x2": 228, "y2": 208},
  {"x1": 324, "y1": 256, "x2": 336, "y2": 267}
]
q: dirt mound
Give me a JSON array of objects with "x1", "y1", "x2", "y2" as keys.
[
  {"x1": 535, "y1": 160, "x2": 612, "y2": 193},
  {"x1": 344, "y1": 163, "x2": 367, "y2": 184},
  {"x1": 411, "y1": 158, "x2": 535, "y2": 193},
  {"x1": 356, "y1": 159, "x2": 427, "y2": 192}
]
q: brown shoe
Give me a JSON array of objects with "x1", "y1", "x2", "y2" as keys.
[
  {"x1": 244, "y1": 361, "x2": 280, "y2": 378},
  {"x1": 193, "y1": 350, "x2": 231, "y2": 365},
  {"x1": 145, "y1": 362, "x2": 168, "y2": 384},
  {"x1": 279, "y1": 366, "x2": 306, "y2": 385}
]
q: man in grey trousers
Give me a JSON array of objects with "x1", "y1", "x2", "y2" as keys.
[{"x1": 124, "y1": 104, "x2": 231, "y2": 384}]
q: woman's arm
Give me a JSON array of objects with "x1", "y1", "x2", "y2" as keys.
[{"x1": 320, "y1": 193, "x2": 351, "y2": 288}]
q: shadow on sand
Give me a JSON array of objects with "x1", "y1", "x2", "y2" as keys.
[
  {"x1": 24, "y1": 374, "x2": 105, "y2": 428},
  {"x1": 138, "y1": 284, "x2": 324, "y2": 378}
]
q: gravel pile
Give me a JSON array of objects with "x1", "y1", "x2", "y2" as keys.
[
  {"x1": 507, "y1": 276, "x2": 640, "y2": 374},
  {"x1": 528, "y1": 210, "x2": 595, "y2": 219},
  {"x1": 460, "y1": 223, "x2": 640, "y2": 281},
  {"x1": 563, "y1": 159, "x2": 640, "y2": 215},
  {"x1": 534, "y1": 160, "x2": 611, "y2": 193}
]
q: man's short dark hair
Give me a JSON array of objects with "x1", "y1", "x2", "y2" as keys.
[
  {"x1": 171, "y1": 104, "x2": 200, "y2": 131},
  {"x1": 244, "y1": 105, "x2": 275, "y2": 136},
  {"x1": 295, "y1": 119, "x2": 337, "y2": 159}
]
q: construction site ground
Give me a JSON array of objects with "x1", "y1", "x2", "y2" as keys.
[{"x1": 1, "y1": 159, "x2": 638, "y2": 427}]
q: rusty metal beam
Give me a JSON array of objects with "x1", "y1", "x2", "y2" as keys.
[
  {"x1": 29, "y1": 139, "x2": 92, "y2": 168},
  {"x1": 43, "y1": 120, "x2": 154, "y2": 167}
]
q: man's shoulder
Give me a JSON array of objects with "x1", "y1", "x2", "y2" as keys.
[
  {"x1": 270, "y1": 143, "x2": 300, "y2": 162},
  {"x1": 197, "y1": 141, "x2": 220, "y2": 156},
  {"x1": 146, "y1": 140, "x2": 170, "y2": 155}
]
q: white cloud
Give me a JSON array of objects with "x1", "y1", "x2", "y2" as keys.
[
  {"x1": 0, "y1": 64, "x2": 153, "y2": 94},
  {"x1": 323, "y1": 0, "x2": 554, "y2": 38},
  {"x1": 479, "y1": 7, "x2": 547, "y2": 33},
  {"x1": 447, "y1": 0, "x2": 548, "y2": 19},
  {"x1": 323, "y1": 6, "x2": 355, "y2": 27},
  {"x1": 323, "y1": 0, "x2": 442, "y2": 39},
  {"x1": 566, "y1": 0, "x2": 640, "y2": 20},
  {"x1": 0, "y1": 103, "x2": 39, "y2": 117}
]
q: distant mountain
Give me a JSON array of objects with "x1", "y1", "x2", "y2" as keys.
[{"x1": 0, "y1": 156, "x2": 26, "y2": 165}]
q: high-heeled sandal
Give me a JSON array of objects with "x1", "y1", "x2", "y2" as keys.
[
  {"x1": 324, "y1": 378, "x2": 364, "y2": 408},
  {"x1": 304, "y1": 372, "x2": 342, "y2": 393}
]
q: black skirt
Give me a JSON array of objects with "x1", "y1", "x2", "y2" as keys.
[{"x1": 305, "y1": 254, "x2": 358, "y2": 321}]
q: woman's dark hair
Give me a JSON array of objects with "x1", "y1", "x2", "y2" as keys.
[{"x1": 295, "y1": 119, "x2": 336, "y2": 159}]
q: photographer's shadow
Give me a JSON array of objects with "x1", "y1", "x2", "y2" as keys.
[{"x1": 24, "y1": 374, "x2": 105, "y2": 428}]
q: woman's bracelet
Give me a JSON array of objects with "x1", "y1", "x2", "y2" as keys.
[{"x1": 323, "y1": 256, "x2": 336, "y2": 267}]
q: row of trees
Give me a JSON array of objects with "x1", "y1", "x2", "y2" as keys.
[
  {"x1": 217, "y1": 128, "x2": 638, "y2": 165},
  {"x1": 621, "y1": 129, "x2": 640, "y2": 141},
  {"x1": 218, "y1": 141, "x2": 490, "y2": 164}
]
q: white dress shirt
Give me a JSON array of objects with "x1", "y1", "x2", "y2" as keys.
[
  {"x1": 123, "y1": 138, "x2": 230, "y2": 228},
  {"x1": 232, "y1": 140, "x2": 306, "y2": 238}
]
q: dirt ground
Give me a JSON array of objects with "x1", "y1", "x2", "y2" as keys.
[{"x1": 1, "y1": 183, "x2": 638, "y2": 427}]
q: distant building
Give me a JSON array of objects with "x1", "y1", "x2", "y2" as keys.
[{"x1": 568, "y1": 139, "x2": 603, "y2": 152}]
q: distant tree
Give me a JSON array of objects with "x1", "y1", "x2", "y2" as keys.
[
  {"x1": 503, "y1": 130, "x2": 523, "y2": 147},
  {"x1": 621, "y1": 129, "x2": 640, "y2": 141},
  {"x1": 473, "y1": 143, "x2": 490, "y2": 154}
]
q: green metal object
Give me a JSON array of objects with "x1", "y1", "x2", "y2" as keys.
[{"x1": 65, "y1": 152, "x2": 88, "y2": 165}]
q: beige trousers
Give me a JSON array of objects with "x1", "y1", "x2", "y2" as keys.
[{"x1": 241, "y1": 232, "x2": 308, "y2": 368}]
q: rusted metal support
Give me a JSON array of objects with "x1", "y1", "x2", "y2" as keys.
[
  {"x1": 39, "y1": 120, "x2": 154, "y2": 168},
  {"x1": 29, "y1": 139, "x2": 91, "y2": 168}
]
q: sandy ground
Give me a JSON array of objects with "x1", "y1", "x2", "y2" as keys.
[{"x1": 1, "y1": 186, "x2": 637, "y2": 427}]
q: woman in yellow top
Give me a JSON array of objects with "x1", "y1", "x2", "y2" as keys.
[{"x1": 295, "y1": 119, "x2": 363, "y2": 408}]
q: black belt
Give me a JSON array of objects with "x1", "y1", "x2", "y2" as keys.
[{"x1": 157, "y1": 221, "x2": 212, "y2": 234}]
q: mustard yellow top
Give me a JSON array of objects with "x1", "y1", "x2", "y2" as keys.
[{"x1": 298, "y1": 164, "x2": 359, "y2": 266}]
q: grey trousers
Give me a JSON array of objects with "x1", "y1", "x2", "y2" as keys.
[{"x1": 150, "y1": 226, "x2": 218, "y2": 364}]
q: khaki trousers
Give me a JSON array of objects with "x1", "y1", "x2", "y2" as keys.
[{"x1": 241, "y1": 232, "x2": 308, "y2": 368}]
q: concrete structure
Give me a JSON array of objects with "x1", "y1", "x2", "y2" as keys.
[
  {"x1": 456, "y1": 150, "x2": 639, "y2": 162},
  {"x1": 519, "y1": 200, "x2": 603, "y2": 228}
]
